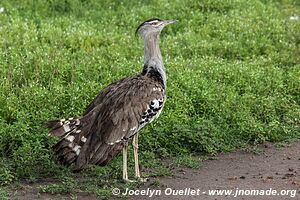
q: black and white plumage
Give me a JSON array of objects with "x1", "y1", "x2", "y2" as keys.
[{"x1": 47, "y1": 18, "x2": 176, "y2": 182}]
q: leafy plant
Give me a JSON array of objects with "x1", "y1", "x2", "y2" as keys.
[{"x1": 0, "y1": 0, "x2": 299, "y2": 198}]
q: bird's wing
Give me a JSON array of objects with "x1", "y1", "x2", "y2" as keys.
[
  {"x1": 96, "y1": 75, "x2": 165, "y2": 142},
  {"x1": 78, "y1": 75, "x2": 165, "y2": 165}
]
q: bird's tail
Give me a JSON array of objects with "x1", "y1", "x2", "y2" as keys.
[{"x1": 47, "y1": 115, "x2": 91, "y2": 167}]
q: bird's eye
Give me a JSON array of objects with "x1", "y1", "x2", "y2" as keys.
[{"x1": 151, "y1": 22, "x2": 159, "y2": 26}]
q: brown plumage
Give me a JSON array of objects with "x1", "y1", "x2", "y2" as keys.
[
  {"x1": 47, "y1": 18, "x2": 176, "y2": 181},
  {"x1": 48, "y1": 75, "x2": 165, "y2": 167}
]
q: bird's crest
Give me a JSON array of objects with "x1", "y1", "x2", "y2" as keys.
[{"x1": 135, "y1": 18, "x2": 162, "y2": 36}]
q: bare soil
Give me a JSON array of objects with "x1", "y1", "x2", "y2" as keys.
[
  {"x1": 11, "y1": 140, "x2": 300, "y2": 200},
  {"x1": 128, "y1": 140, "x2": 300, "y2": 200}
]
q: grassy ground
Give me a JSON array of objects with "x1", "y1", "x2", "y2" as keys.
[{"x1": 0, "y1": 0, "x2": 299, "y2": 198}]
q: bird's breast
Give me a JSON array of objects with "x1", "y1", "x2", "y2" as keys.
[{"x1": 138, "y1": 97, "x2": 165, "y2": 128}]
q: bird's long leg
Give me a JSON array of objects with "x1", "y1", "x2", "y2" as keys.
[
  {"x1": 123, "y1": 143, "x2": 136, "y2": 182},
  {"x1": 122, "y1": 144, "x2": 129, "y2": 182},
  {"x1": 132, "y1": 133, "x2": 140, "y2": 178},
  {"x1": 132, "y1": 133, "x2": 148, "y2": 182}
]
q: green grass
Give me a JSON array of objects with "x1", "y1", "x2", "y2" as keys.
[
  {"x1": 0, "y1": 0, "x2": 299, "y2": 198},
  {"x1": 0, "y1": 187, "x2": 9, "y2": 200},
  {"x1": 174, "y1": 154, "x2": 202, "y2": 169}
]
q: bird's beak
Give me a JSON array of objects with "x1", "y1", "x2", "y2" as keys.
[{"x1": 163, "y1": 20, "x2": 178, "y2": 26}]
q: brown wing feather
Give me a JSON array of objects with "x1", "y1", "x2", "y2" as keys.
[
  {"x1": 74, "y1": 75, "x2": 165, "y2": 170},
  {"x1": 101, "y1": 76, "x2": 164, "y2": 143}
]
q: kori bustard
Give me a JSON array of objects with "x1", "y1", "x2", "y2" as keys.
[{"x1": 47, "y1": 18, "x2": 176, "y2": 182}]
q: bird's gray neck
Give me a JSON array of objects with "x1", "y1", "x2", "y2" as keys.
[{"x1": 142, "y1": 33, "x2": 167, "y2": 88}]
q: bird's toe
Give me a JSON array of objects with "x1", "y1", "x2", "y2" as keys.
[{"x1": 123, "y1": 178, "x2": 136, "y2": 183}]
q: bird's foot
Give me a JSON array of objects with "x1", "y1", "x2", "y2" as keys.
[
  {"x1": 123, "y1": 178, "x2": 136, "y2": 183},
  {"x1": 123, "y1": 177, "x2": 149, "y2": 183}
]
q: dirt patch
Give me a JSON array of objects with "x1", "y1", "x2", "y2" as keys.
[
  {"x1": 10, "y1": 140, "x2": 300, "y2": 200},
  {"x1": 10, "y1": 177, "x2": 99, "y2": 200},
  {"x1": 126, "y1": 141, "x2": 300, "y2": 200}
]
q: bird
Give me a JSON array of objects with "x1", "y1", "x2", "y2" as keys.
[{"x1": 47, "y1": 18, "x2": 176, "y2": 182}]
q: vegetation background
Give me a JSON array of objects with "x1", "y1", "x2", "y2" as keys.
[{"x1": 0, "y1": 0, "x2": 299, "y2": 198}]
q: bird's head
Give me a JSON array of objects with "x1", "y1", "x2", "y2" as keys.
[{"x1": 135, "y1": 18, "x2": 177, "y2": 37}]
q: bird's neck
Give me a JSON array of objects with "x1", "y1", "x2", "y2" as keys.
[{"x1": 142, "y1": 33, "x2": 167, "y2": 88}]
